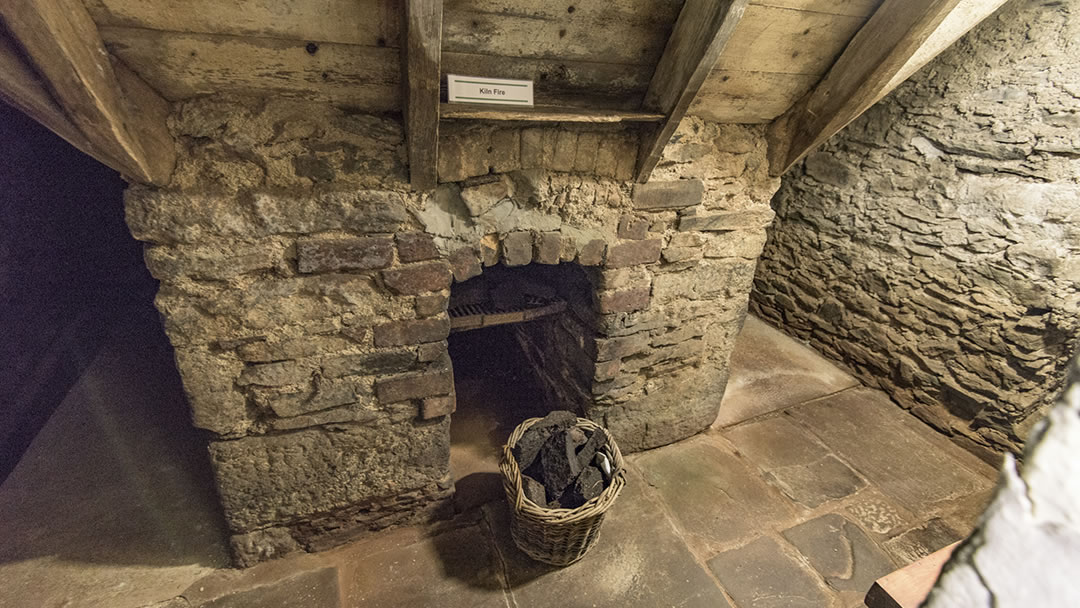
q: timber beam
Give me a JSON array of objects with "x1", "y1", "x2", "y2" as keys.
[
  {"x1": 767, "y1": 0, "x2": 1010, "y2": 176},
  {"x1": 0, "y1": 0, "x2": 175, "y2": 185},
  {"x1": 635, "y1": 0, "x2": 749, "y2": 183},
  {"x1": 402, "y1": 0, "x2": 443, "y2": 191}
]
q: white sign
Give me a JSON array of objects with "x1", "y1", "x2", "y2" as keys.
[{"x1": 447, "y1": 74, "x2": 534, "y2": 107}]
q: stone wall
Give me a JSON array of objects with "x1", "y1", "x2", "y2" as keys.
[
  {"x1": 124, "y1": 96, "x2": 780, "y2": 565},
  {"x1": 752, "y1": 0, "x2": 1079, "y2": 458}
]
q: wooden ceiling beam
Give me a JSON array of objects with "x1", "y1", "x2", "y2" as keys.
[
  {"x1": 402, "y1": 0, "x2": 442, "y2": 191},
  {"x1": 766, "y1": 0, "x2": 1009, "y2": 176},
  {"x1": 635, "y1": 0, "x2": 749, "y2": 183},
  {"x1": 0, "y1": 0, "x2": 175, "y2": 185},
  {"x1": 0, "y1": 33, "x2": 107, "y2": 165}
]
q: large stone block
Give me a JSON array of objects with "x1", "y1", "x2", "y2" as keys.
[
  {"x1": 632, "y1": 180, "x2": 704, "y2": 210},
  {"x1": 374, "y1": 317, "x2": 451, "y2": 346},
  {"x1": 237, "y1": 335, "x2": 352, "y2": 363},
  {"x1": 297, "y1": 237, "x2": 394, "y2": 273},
  {"x1": 382, "y1": 261, "x2": 453, "y2": 295},
  {"x1": 229, "y1": 527, "x2": 302, "y2": 568},
  {"x1": 520, "y1": 128, "x2": 552, "y2": 169},
  {"x1": 593, "y1": 134, "x2": 621, "y2": 178},
  {"x1": 420, "y1": 395, "x2": 457, "y2": 419},
  {"x1": 174, "y1": 348, "x2": 251, "y2": 435},
  {"x1": 375, "y1": 370, "x2": 454, "y2": 404},
  {"x1": 595, "y1": 333, "x2": 651, "y2": 361},
  {"x1": 577, "y1": 239, "x2": 606, "y2": 266},
  {"x1": 460, "y1": 180, "x2": 510, "y2": 217},
  {"x1": 678, "y1": 208, "x2": 775, "y2": 232},
  {"x1": 598, "y1": 286, "x2": 651, "y2": 314},
  {"x1": 144, "y1": 240, "x2": 283, "y2": 281},
  {"x1": 551, "y1": 130, "x2": 578, "y2": 172},
  {"x1": 321, "y1": 349, "x2": 417, "y2": 378},
  {"x1": 237, "y1": 360, "x2": 317, "y2": 387},
  {"x1": 703, "y1": 230, "x2": 769, "y2": 259},
  {"x1": 395, "y1": 232, "x2": 440, "y2": 263},
  {"x1": 605, "y1": 239, "x2": 662, "y2": 268},
  {"x1": 617, "y1": 215, "x2": 650, "y2": 240},
  {"x1": 448, "y1": 247, "x2": 482, "y2": 282},
  {"x1": 208, "y1": 419, "x2": 450, "y2": 531},
  {"x1": 255, "y1": 376, "x2": 372, "y2": 418},
  {"x1": 534, "y1": 231, "x2": 562, "y2": 265},
  {"x1": 594, "y1": 366, "x2": 727, "y2": 451},
  {"x1": 415, "y1": 293, "x2": 448, "y2": 317},
  {"x1": 573, "y1": 132, "x2": 601, "y2": 173},
  {"x1": 502, "y1": 231, "x2": 534, "y2": 266}
]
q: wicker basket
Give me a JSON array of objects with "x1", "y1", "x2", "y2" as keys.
[{"x1": 499, "y1": 416, "x2": 626, "y2": 566}]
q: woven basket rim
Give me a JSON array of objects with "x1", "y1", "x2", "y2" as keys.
[{"x1": 499, "y1": 415, "x2": 626, "y2": 524}]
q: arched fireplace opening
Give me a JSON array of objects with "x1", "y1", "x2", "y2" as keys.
[{"x1": 446, "y1": 261, "x2": 599, "y2": 506}]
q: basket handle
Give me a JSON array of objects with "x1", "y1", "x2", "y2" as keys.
[{"x1": 502, "y1": 417, "x2": 538, "y2": 512}]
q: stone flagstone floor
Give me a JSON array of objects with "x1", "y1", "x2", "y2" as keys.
[{"x1": 0, "y1": 315, "x2": 999, "y2": 608}]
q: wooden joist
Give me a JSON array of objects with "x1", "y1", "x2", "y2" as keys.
[
  {"x1": 766, "y1": 0, "x2": 1009, "y2": 176},
  {"x1": 0, "y1": 33, "x2": 102, "y2": 163},
  {"x1": 401, "y1": 0, "x2": 442, "y2": 191},
  {"x1": 440, "y1": 103, "x2": 665, "y2": 124},
  {"x1": 0, "y1": 0, "x2": 175, "y2": 185},
  {"x1": 635, "y1": 0, "x2": 749, "y2": 183}
]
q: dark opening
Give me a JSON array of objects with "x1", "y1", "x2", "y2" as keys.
[
  {"x1": 447, "y1": 262, "x2": 598, "y2": 507},
  {"x1": 0, "y1": 101, "x2": 155, "y2": 480}
]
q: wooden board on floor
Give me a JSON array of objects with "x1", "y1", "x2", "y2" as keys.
[{"x1": 865, "y1": 541, "x2": 961, "y2": 608}]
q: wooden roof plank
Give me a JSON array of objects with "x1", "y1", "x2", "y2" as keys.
[
  {"x1": 689, "y1": 70, "x2": 819, "y2": 124},
  {"x1": 1, "y1": 0, "x2": 175, "y2": 185},
  {"x1": 767, "y1": 0, "x2": 1009, "y2": 176},
  {"x1": 635, "y1": 0, "x2": 750, "y2": 183},
  {"x1": 100, "y1": 28, "x2": 402, "y2": 110},
  {"x1": 402, "y1": 0, "x2": 443, "y2": 191}
]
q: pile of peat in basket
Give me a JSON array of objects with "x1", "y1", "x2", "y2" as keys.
[{"x1": 511, "y1": 411, "x2": 614, "y2": 510}]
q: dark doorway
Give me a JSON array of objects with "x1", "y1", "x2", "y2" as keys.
[
  {"x1": 447, "y1": 262, "x2": 598, "y2": 508},
  {"x1": 0, "y1": 101, "x2": 158, "y2": 480}
]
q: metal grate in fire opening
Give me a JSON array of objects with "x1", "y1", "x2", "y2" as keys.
[{"x1": 448, "y1": 294, "x2": 567, "y2": 332}]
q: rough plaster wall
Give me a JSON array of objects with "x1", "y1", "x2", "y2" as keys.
[
  {"x1": 124, "y1": 95, "x2": 781, "y2": 564},
  {"x1": 925, "y1": 355, "x2": 1080, "y2": 607},
  {"x1": 752, "y1": 0, "x2": 1080, "y2": 457}
]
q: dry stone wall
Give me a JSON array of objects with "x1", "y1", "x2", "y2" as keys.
[
  {"x1": 124, "y1": 95, "x2": 780, "y2": 565},
  {"x1": 752, "y1": 0, "x2": 1079, "y2": 458}
]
